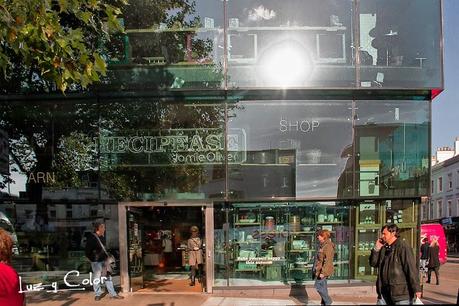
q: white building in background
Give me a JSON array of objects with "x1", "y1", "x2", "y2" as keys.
[
  {"x1": 425, "y1": 137, "x2": 459, "y2": 221},
  {"x1": 424, "y1": 137, "x2": 459, "y2": 252}
]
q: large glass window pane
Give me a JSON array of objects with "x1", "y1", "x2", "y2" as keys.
[
  {"x1": 219, "y1": 201, "x2": 350, "y2": 287},
  {"x1": 7, "y1": 203, "x2": 119, "y2": 286},
  {"x1": 355, "y1": 100, "x2": 430, "y2": 198},
  {"x1": 105, "y1": 0, "x2": 225, "y2": 90},
  {"x1": 228, "y1": 100, "x2": 353, "y2": 200},
  {"x1": 226, "y1": 0, "x2": 355, "y2": 88},
  {"x1": 0, "y1": 100, "x2": 119, "y2": 286},
  {"x1": 353, "y1": 201, "x2": 384, "y2": 281},
  {"x1": 358, "y1": 0, "x2": 442, "y2": 88},
  {"x1": 228, "y1": 203, "x2": 290, "y2": 286},
  {"x1": 99, "y1": 99, "x2": 225, "y2": 201},
  {"x1": 288, "y1": 202, "x2": 350, "y2": 282}
]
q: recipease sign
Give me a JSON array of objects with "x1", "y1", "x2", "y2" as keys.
[{"x1": 99, "y1": 128, "x2": 246, "y2": 167}]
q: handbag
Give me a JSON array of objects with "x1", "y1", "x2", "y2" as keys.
[{"x1": 93, "y1": 233, "x2": 116, "y2": 275}]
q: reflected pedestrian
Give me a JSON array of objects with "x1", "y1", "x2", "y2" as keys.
[
  {"x1": 0, "y1": 228, "x2": 24, "y2": 306},
  {"x1": 314, "y1": 229, "x2": 335, "y2": 306}
]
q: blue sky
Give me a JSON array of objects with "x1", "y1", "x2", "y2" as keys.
[{"x1": 432, "y1": 0, "x2": 459, "y2": 153}]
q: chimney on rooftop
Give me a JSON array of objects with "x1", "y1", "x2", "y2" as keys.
[{"x1": 436, "y1": 146, "x2": 454, "y2": 163}]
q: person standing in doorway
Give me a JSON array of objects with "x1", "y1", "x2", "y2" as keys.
[
  {"x1": 427, "y1": 237, "x2": 440, "y2": 285},
  {"x1": 314, "y1": 229, "x2": 335, "y2": 306},
  {"x1": 0, "y1": 229, "x2": 24, "y2": 306},
  {"x1": 162, "y1": 231, "x2": 173, "y2": 267},
  {"x1": 370, "y1": 224, "x2": 421, "y2": 304},
  {"x1": 85, "y1": 221, "x2": 124, "y2": 301},
  {"x1": 187, "y1": 226, "x2": 203, "y2": 286}
]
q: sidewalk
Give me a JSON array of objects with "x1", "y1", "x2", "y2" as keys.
[
  {"x1": 25, "y1": 261, "x2": 459, "y2": 306},
  {"x1": 25, "y1": 291, "x2": 376, "y2": 306}
]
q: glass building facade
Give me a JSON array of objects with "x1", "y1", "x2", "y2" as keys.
[{"x1": 0, "y1": 0, "x2": 442, "y2": 294}]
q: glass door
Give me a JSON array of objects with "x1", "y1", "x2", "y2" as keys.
[
  {"x1": 124, "y1": 204, "x2": 209, "y2": 293},
  {"x1": 127, "y1": 207, "x2": 144, "y2": 291}
]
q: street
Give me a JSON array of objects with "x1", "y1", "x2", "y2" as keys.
[{"x1": 421, "y1": 259, "x2": 459, "y2": 305}]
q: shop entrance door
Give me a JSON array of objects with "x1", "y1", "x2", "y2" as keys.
[{"x1": 119, "y1": 202, "x2": 213, "y2": 293}]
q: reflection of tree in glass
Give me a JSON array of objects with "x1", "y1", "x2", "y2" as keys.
[
  {"x1": 99, "y1": 99, "x2": 226, "y2": 200},
  {"x1": 121, "y1": 0, "x2": 214, "y2": 65},
  {"x1": 0, "y1": 101, "x2": 100, "y2": 225}
]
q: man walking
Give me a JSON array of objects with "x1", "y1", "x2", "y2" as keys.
[
  {"x1": 85, "y1": 221, "x2": 124, "y2": 301},
  {"x1": 314, "y1": 229, "x2": 335, "y2": 306},
  {"x1": 370, "y1": 224, "x2": 421, "y2": 305},
  {"x1": 420, "y1": 236, "x2": 429, "y2": 273}
]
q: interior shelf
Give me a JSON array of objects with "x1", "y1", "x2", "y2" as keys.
[
  {"x1": 289, "y1": 249, "x2": 315, "y2": 253},
  {"x1": 231, "y1": 204, "x2": 349, "y2": 282}
]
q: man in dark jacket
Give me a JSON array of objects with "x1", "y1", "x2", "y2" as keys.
[
  {"x1": 85, "y1": 221, "x2": 123, "y2": 301},
  {"x1": 370, "y1": 224, "x2": 421, "y2": 305},
  {"x1": 420, "y1": 236, "x2": 429, "y2": 273}
]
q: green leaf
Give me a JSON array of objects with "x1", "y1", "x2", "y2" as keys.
[
  {"x1": 93, "y1": 53, "x2": 106, "y2": 75},
  {"x1": 78, "y1": 11, "x2": 92, "y2": 25},
  {"x1": 0, "y1": 0, "x2": 125, "y2": 92},
  {"x1": 63, "y1": 69, "x2": 72, "y2": 80},
  {"x1": 58, "y1": 0, "x2": 68, "y2": 12}
]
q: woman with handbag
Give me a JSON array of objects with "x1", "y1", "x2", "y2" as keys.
[
  {"x1": 85, "y1": 221, "x2": 124, "y2": 301},
  {"x1": 187, "y1": 226, "x2": 203, "y2": 286}
]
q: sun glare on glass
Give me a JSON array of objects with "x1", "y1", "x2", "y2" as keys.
[{"x1": 259, "y1": 42, "x2": 313, "y2": 87}]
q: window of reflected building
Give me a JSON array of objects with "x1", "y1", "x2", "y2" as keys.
[
  {"x1": 226, "y1": 0, "x2": 354, "y2": 88},
  {"x1": 358, "y1": 0, "x2": 442, "y2": 88}
]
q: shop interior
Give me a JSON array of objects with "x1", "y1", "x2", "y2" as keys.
[{"x1": 127, "y1": 206, "x2": 205, "y2": 292}]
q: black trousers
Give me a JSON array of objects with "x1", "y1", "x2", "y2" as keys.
[
  {"x1": 427, "y1": 266, "x2": 440, "y2": 283},
  {"x1": 190, "y1": 264, "x2": 203, "y2": 278}
]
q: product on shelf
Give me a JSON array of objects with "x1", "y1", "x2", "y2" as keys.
[
  {"x1": 292, "y1": 240, "x2": 307, "y2": 250},
  {"x1": 273, "y1": 241, "x2": 285, "y2": 257},
  {"x1": 265, "y1": 216, "x2": 275, "y2": 231},
  {"x1": 290, "y1": 215, "x2": 301, "y2": 232}
]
